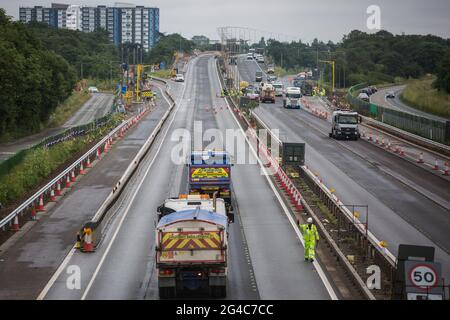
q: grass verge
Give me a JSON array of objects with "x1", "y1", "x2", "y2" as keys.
[
  {"x1": 400, "y1": 76, "x2": 450, "y2": 118},
  {"x1": 0, "y1": 114, "x2": 123, "y2": 210},
  {"x1": 151, "y1": 69, "x2": 172, "y2": 79}
]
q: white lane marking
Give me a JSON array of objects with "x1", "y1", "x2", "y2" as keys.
[
  {"x1": 36, "y1": 62, "x2": 192, "y2": 300},
  {"x1": 214, "y1": 59, "x2": 339, "y2": 300},
  {"x1": 36, "y1": 247, "x2": 77, "y2": 300},
  {"x1": 80, "y1": 61, "x2": 192, "y2": 300}
]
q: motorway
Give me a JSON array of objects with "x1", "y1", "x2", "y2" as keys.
[
  {"x1": 236, "y1": 55, "x2": 450, "y2": 280},
  {"x1": 35, "y1": 54, "x2": 335, "y2": 300},
  {"x1": 0, "y1": 92, "x2": 114, "y2": 162},
  {"x1": 370, "y1": 85, "x2": 448, "y2": 122}
]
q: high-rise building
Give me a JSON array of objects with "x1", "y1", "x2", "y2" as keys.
[{"x1": 19, "y1": 4, "x2": 160, "y2": 51}]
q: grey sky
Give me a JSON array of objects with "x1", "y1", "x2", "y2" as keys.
[{"x1": 1, "y1": 0, "x2": 449, "y2": 43}]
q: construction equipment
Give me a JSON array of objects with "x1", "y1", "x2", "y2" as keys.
[
  {"x1": 261, "y1": 83, "x2": 276, "y2": 103},
  {"x1": 156, "y1": 194, "x2": 229, "y2": 298}
]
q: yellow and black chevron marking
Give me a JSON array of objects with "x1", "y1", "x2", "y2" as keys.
[{"x1": 161, "y1": 232, "x2": 221, "y2": 250}]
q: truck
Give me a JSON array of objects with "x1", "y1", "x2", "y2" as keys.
[
  {"x1": 187, "y1": 150, "x2": 234, "y2": 222},
  {"x1": 261, "y1": 83, "x2": 275, "y2": 103},
  {"x1": 329, "y1": 110, "x2": 361, "y2": 140},
  {"x1": 156, "y1": 194, "x2": 229, "y2": 298},
  {"x1": 283, "y1": 87, "x2": 302, "y2": 109},
  {"x1": 300, "y1": 80, "x2": 314, "y2": 96}
]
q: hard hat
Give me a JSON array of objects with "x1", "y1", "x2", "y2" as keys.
[{"x1": 307, "y1": 217, "x2": 313, "y2": 223}]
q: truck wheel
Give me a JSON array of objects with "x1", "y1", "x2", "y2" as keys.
[
  {"x1": 159, "y1": 287, "x2": 176, "y2": 299},
  {"x1": 211, "y1": 285, "x2": 227, "y2": 298}
]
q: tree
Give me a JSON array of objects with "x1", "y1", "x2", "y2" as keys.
[{"x1": 434, "y1": 50, "x2": 450, "y2": 93}]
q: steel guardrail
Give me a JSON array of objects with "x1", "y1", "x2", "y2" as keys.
[{"x1": 0, "y1": 116, "x2": 130, "y2": 231}]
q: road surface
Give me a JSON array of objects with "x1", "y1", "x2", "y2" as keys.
[
  {"x1": 370, "y1": 85, "x2": 449, "y2": 122},
  {"x1": 237, "y1": 55, "x2": 450, "y2": 281},
  {"x1": 38, "y1": 54, "x2": 334, "y2": 300},
  {"x1": 0, "y1": 93, "x2": 114, "y2": 162}
]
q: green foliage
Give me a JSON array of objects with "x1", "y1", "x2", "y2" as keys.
[
  {"x1": 0, "y1": 9, "x2": 76, "y2": 139},
  {"x1": 0, "y1": 114, "x2": 123, "y2": 206},
  {"x1": 144, "y1": 33, "x2": 194, "y2": 66},
  {"x1": 26, "y1": 22, "x2": 118, "y2": 80},
  {"x1": 46, "y1": 90, "x2": 91, "y2": 128},
  {"x1": 433, "y1": 50, "x2": 450, "y2": 93},
  {"x1": 265, "y1": 30, "x2": 450, "y2": 88},
  {"x1": 401, "y1": 76, "x2": 450, "y2": 118}
]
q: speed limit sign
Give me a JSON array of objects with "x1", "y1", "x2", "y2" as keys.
[
  {"x1": 404, "y1": 261, "x2": 442, "y2": 297},
  {"x1": 409, "y1": 264, "x2": 438, "y2": 290}
]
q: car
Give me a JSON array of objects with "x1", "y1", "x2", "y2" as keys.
[
  {"x1": 88, "y1": 86, "x2": 99, "y2": 93},
  {"x1": 357, "y1": 92, "x2": 370, "y2": 102},
  {"x1": 267, "y1": 65, "x2": 275, "y2": 74},
  {"x1": 175, "y1": 74, "x2": 184, "y2": 82},
  {"x1": 245, "y1": 89, "x2": 260, "y2": 101},
  {"x1": 246, "y1": 53, "x2": 253, "y2": 60},
  {"x1": 255, "y1": 71, "x2": 263, "y2": 82},
  {"x1": 386, "y1": 91, "x2": 395, "y2": 98},
  {"x1": 267, "y1": 75, "x2": 277, "y2": 83},
  {"x1": 257, "y1": 55, "x2": 265, "y2": 63},
  {"x1": 273, "y1": 83, "x2": 284, "y2": 96}
]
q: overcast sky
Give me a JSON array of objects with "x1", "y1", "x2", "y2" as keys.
[{"x1": 1, "y1": 0, "x2": 449, "y2": 43}]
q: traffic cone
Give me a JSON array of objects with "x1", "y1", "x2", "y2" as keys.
[
  {"x1": 97, "y1": 147, "x2": 101, "y2": 160},
  {"x1": 37, "y1": 195, "x2": 45, "y2": 212},
  {"x1": 417, "y1": 152, "x2": 424, "y2": 164},
  {"x1": 362, "y1": 129, "x2": 366, "y2": 138},
  {"x1": 86, "y1": 156, "x2": 92, "y2": 168},
  {"x1": 30, "y1": 206, "x2": 36, "y2": 221},
  {"x1": 400, "y1": 148, "x2": 405, "y2": 156},
  {"x1": 443, "y1": 162, "x2": 449, "y2": 176},
  {"x1": 433, "y1": 159, "x2": 439, "y2": 170},
  {"x1": 104, "y1": 140, "x2": 109, "y2": 152},
  {"x1": 11, "y1": 215, "x2": 20, "y2": 231},
  {"x1": 49, "y1": 189, "x2": 56, "y2": 202},
  {"x1": 56, "y1": 180, "x2": 62, "y2": 196},
  {"x1": 394, "y1": 146, "x2": 399, "y2": 153},
  {"x1": 70, "y1": 170, "x2": 76, "y2": 182},
  {"x1": 66, "y1": 174, "x2": 71, "y2": 188},
  {"x1": 79, "y1": 162, "x2": 85, "y2": 175},
  {"x1": 296, "y1": 197, "x2": 303, "y2": 212},
  {"x1": 82, "y1": 228, "x2": 94, "y2": 252}
]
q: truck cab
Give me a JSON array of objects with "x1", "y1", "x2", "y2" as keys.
[
  {"x1": 283, "y1": 87, "x2": 302, "y2": 109},
  {"x1": 329, "y1": 110, "x2": 361, "y2": 140}
]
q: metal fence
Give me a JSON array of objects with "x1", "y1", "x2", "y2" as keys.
[{"x1": 347, "y1": 84, "x2": 450, "y2": 145}]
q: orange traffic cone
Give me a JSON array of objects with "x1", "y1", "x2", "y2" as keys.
[
  {"x1": 66, "y1": 174, "x2": 71, "y2": 188},
  {"x1": 56, "y1": 180, "x2": 62, "y2": 196},
  {"x1": 37, "y1": 195, "x2": 45, "y2": 212},
  {"x1": 86, "y1": 156, "x2": 92, "y2": 168},
  {"x1": 11, "y1": 215, "x2": 20, "y2": 231},
  {"x1": 96, "y1": 147, "x2": 101, "y2": 160},
  {"x1": 70, "y1": 170, "x2": 76, "y2": 182},
  {"x1": 433, "y1": 159, "x2": 439, "y2": 170},
  {"x1": 50, "y1": 189, "x2": 56, "y2": 202},
  {"x1": 31, "y1": 206, "x2": 37, "y2": 220},
  {"x1": 82, "y1": 228, "x2": 94, "y2": 252},
  {"x1": 79, "y1": 162, "x2": 85, "y2": 175},
  {"x1": 417, "y1": 152, "x2": 424, "y2": 163},
  {"x1": 443, "y1": 162, "x2": 449, "y2": 176}
]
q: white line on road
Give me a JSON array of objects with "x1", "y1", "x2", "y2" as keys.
[{"x1": 215, "y1": 59, "x2": 339, "y2": 300}]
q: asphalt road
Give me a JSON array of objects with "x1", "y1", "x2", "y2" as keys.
[
  {"x1": 237, "y1": 56, "x2": 450, "y2": 280},
  {"x1": 0, "y1": 93, "x2": 114, "y2": 162},
  {"x1": 40, "y1": 55, "x2": 333, "y2": 300},
  {"x1": 0, "y1": 93, "x2": 167, "y2": 299},
  {"x1": 370, "y1": 85, "x2": 448, "y2": 121}
]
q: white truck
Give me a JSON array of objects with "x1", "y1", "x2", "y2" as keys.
[
  {"x1": 329, "y1": 110, "x2": 361, "y2": 140},
  {"x1": 283, "y1": 87, "x2": 302, "y2": 109},
  {"x1": 156, "y1": 194, "x2": 229, "y2": 298}
]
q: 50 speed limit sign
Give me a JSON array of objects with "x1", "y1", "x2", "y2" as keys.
[
  {"x1": 409, "y1": 264, "x2": 438, "y2": 290},
  {"x1": 405, "y1": 261, "x2": 442, "y2": 295}
]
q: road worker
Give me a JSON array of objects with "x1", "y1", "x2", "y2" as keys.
[{"x1": 300, "y1": 217, "x2": 320, "y2": 262}]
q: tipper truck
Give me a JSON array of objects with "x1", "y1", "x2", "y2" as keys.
[
  {"x1": 261, "y1": 83, "x2": 276, "y2": 103},
  {"x1": 156, "y1": 194, "x2": 229, "y2": 298},
  {"x1": 187, "y1": 150, "x2": 234, "y2": 223},
  {"x1": 329, "y1": 110, "x2": 361, "y2": 140}
]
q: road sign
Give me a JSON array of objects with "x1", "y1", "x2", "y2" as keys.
[
  {"x1": 121, "y1": 86, "x2": 127, "y2": 94},
  {"x1": 282, "y1": 143, "x2": 305, "y2": 166},
  {"x1": 404, "y1": 261, "x2": 443, "y2": 299}
]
